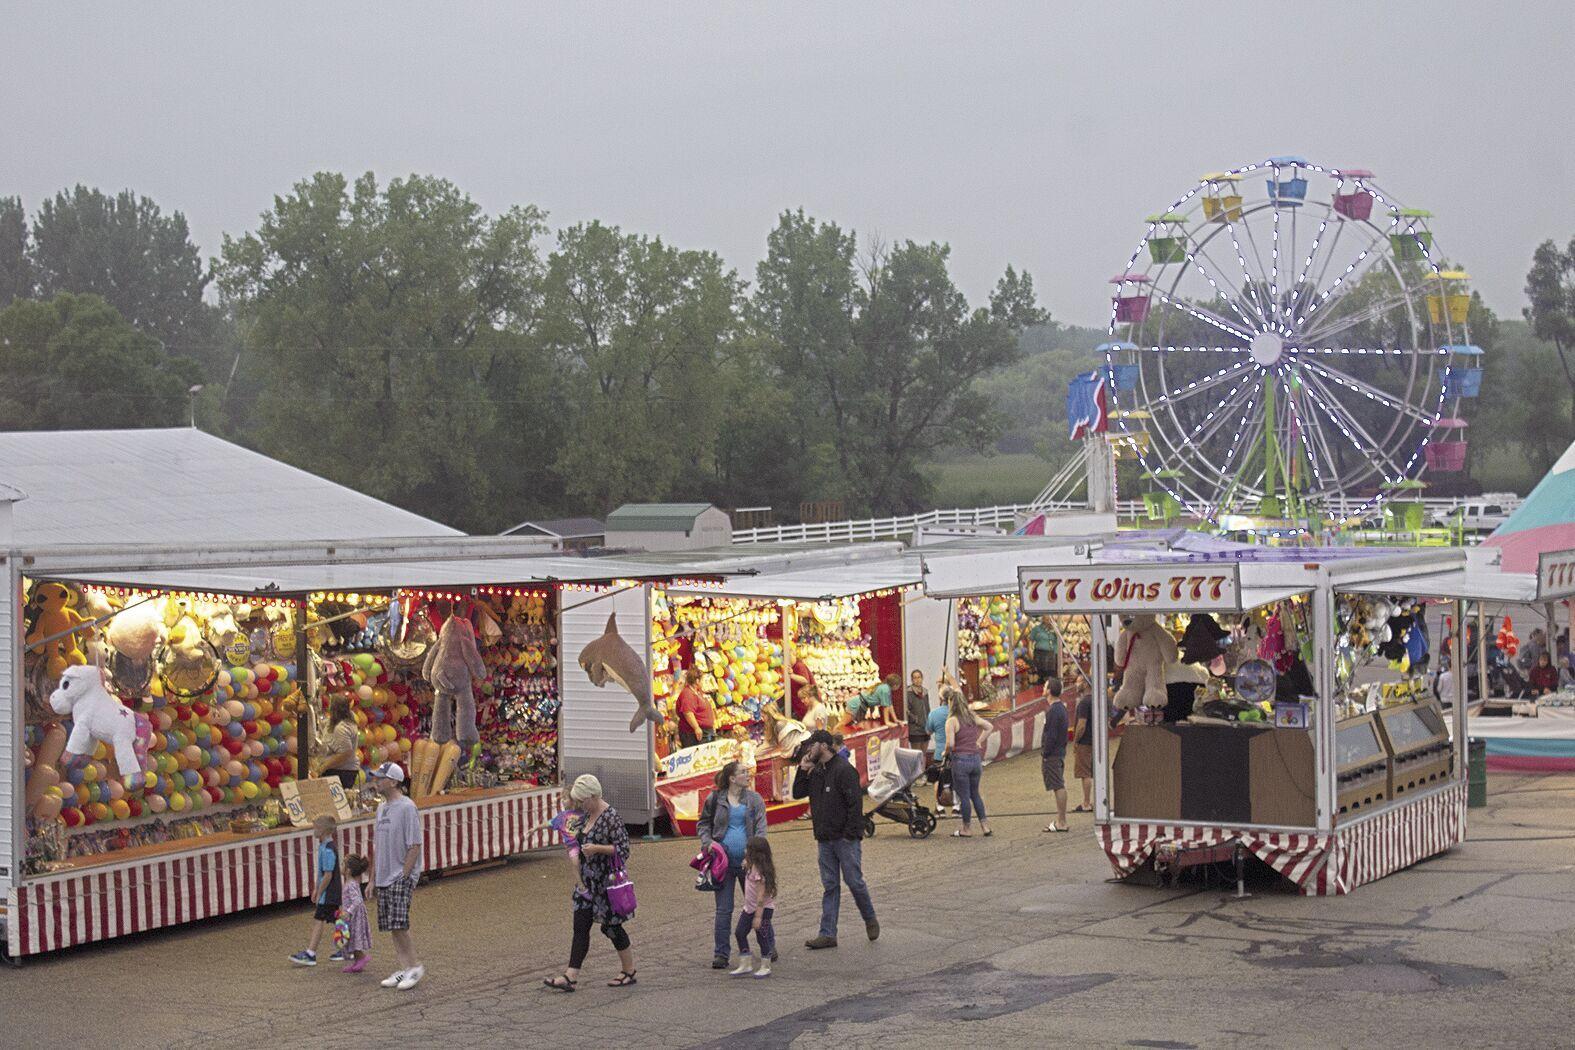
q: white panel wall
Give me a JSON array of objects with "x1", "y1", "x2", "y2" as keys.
[
  {"x1": 558, "y1": 585, "x2": 657, "y2": 824},
  {"x1": 0, "y1": 558, "x2": 16, "y2": 893},
  {"x1": 903, "y1": 594, "x2": 957, "y2": 686}
]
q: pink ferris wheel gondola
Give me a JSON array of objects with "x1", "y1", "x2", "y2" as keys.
[
  {"x1": 1332, "y1": 169, "x2": 1376, "y2": 220},
  {"x1": 1110, "y1": 273, "x2": 1152, "y2": 324}
]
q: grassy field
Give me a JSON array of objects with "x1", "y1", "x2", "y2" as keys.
[{"x1": 922, "y1": 452, "x2": 1052, "y2": 507}]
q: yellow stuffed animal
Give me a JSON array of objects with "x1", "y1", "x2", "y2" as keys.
[{"x1": 27, "y1": 582, "x2": 89, "y2": 678}]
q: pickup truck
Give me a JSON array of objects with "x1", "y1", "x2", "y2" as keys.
[{"x1": 1430, "y1": 497, "x2": 1517, "y2": 532}]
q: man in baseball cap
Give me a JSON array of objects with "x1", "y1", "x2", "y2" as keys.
[{"x1": 370, "y1": 760, "x2": 425, "y2": 989}]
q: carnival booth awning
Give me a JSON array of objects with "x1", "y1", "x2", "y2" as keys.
[{"x1": 1483, "y1": 438, "x2": 1575, "y2": 572}]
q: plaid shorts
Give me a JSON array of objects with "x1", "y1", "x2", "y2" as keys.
[{"x1": 376, "y1": 876, "x2": 415, "y2": 931}]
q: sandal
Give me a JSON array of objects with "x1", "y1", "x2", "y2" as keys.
[
  {"x1": 1072, "y1": 804, "x2": 1092, "y2": 813},
  {"x1": 542, "y1": 973, "x2": 576, "y2": 993},
  {"x1": 982, "y1": 827, "x2": 993, "y2": 837},
  {"x1": 608, "y1": 970, "x2": 638, "y2": 987},
  {"x1": 1043, "y1": 823, "x2": 1069, "y2": 833},
  {"x1": 951, "y1": 830, "x2": 972, "y2": 838}
]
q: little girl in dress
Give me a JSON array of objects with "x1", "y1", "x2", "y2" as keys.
[{"x1": 339, "y1": 854, "x2": 373, "y2": 973}]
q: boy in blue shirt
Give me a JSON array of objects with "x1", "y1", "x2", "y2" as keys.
[{"x1": 290, "y1": 816, "x2": 343, "y2": 966}]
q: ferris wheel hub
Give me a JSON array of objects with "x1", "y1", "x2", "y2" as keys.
[{"x1": 1249, "y1": 331, "x2": 1285, "y2": 367}]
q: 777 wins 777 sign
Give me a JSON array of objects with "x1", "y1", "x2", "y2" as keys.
[{"x1": 1019, "y1": 565, "x2": 1243, "y2": 615}]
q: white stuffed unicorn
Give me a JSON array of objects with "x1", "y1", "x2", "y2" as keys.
[{"x1": 50, "y1": 665, "x2": 152, "y2": 782}]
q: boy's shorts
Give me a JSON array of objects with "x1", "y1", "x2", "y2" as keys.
[{"x1": 313, "y1": 899, "x2": 340, "y2": 923}]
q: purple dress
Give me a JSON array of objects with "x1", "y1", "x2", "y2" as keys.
[{"x1": 341, "y1": 879, "x2": 372, "y2": 954}]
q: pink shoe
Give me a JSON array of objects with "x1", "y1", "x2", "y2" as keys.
[{"x1": 343, "y1": 957, "x2": 367, "y2": 973}]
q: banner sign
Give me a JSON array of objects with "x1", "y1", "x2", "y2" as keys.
[
  {"x1": 1537, "y1": 548, "x2": 1575, "y2": 601},
  {"x1": 1019, "y1": 564, "x2": 1242, "y2": 615},
  {"x1": 660, "y1": 737, "x2": 736, "y2": 780}
]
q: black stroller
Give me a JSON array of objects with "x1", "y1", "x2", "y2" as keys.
[{"x1": 862, "y1": 746, "x2": 938, "y2": 838}]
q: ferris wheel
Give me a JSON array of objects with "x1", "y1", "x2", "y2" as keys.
[{"x1": 1101, "y1": 156, "x2": 1481, "y2": 524}]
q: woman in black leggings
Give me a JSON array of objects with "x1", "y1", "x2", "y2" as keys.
[
  {"x1": 318, "y1": 695, "x2": 361, "y2": 791},
  {"x1": 544, "y1": 774, "x2": 636, "y2": 991}
]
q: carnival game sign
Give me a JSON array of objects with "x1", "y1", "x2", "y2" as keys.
[
  {"x1": 661, "y1": 737, "x2": 735, "y2": 780},
  {"x1": 1537, "y1": 548, "x2": 1575, "y2": 601},
  {"x1": 1018, "y1": 564, "x2": 1242, "y2": 615}
]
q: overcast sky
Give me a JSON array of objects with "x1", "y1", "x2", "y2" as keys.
[{"x1": 5, "y1": 1, "x2": 1571, "y2": 327}]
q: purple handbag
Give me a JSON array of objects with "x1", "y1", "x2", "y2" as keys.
[{"x1": 606, "y1": 855, "x2": 637, "y2": 918}]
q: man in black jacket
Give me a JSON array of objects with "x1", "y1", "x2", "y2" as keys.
[{"x1": 791, "y1": 730, "x2": 879, "y2": 949}]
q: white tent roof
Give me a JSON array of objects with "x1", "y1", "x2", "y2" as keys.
[
  {"x1": 667, "y1": 556, "x2": 924, "y2": 600},
  {"x1": 0, "y1": 428, "x2": 459, "y2": 545},
  {"x1": 1343, "y1": 568, "x2": 1540, "y2": 604}
]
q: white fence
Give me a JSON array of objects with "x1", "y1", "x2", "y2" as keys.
[{"x1": 730, "y1": 496, "x2": 1519, "y2": 545}]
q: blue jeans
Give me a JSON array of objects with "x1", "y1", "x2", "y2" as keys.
[
  {"x1": 712, "y1": 861, "x2": 744, "y2": 957},
  {"x1": 735, "y1": 907, "x2": 775, "y2": 957},
  {"x1": 951, "y1": 752, "x2": 986, "y2": 827},
  {"x1": 816, "y1": 839, "x2": 875, "y2": 938}
]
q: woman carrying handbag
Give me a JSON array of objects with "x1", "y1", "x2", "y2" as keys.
[{"x1": 543, "y1": 774, "x2": 637, "y2": 992}]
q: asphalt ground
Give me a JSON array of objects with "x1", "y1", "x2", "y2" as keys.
[{"x1": 3, "y1": 749, "x2": 1573, "y2": 1049}]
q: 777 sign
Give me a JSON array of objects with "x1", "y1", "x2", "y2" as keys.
[{"x1": 1018, "y1": 565, "x2": 1242, "y2": 615}]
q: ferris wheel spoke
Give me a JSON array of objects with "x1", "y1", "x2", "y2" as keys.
[
  {"x1": 1211, "y1": 390, "x2": 1264, "y2": 518},
  {"x1": 1150, "y1": 291, "x2": 1255, "y2": 341},
  {"x1": 1279, "y1": 371, "x2": 1323, "y2": 492},
  {"x1": 1288, "y1": 209, "x2": 1335, "y2": 322},
  {"x1": 1297, "y1": 383, "x2": 1346, "y2": 496},
  {"x1": 1299, "y1": 286, "x2": 1418, "y2": 345},
  {"x1": 1150, "y1": 360, "x2": 1252, "y2": 406},
  {"x1": 1176, "y1": 373, "x2": 1256, "y2": 451},
  {"x1": 1173, "y1": 232, "x2": 1264, "y2": 332},
  {"x1": 1302, "y1": 370, "x2": 1408, "y2": 478},
  {"x1": 1294, "y1": 218, "x2": 1397, "y2": 330},
  {"x1": 1220, "y1": 215, "x2": 1274, "y2": 328},
  {"x1": 1237, "y1": 219, "x2": 1282, "y2": 332},
  {"x1": 1300, "y1": 361, "x2": 1437, "y2": 423}
]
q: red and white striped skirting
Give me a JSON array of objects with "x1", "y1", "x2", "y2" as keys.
[
  {"x1": 982, "y1": 698, "x2": 1048, "y2": 765},
  {"x1": 1097, "y1": 781, "x2": 1467, "y2": 896},
  {"x1": 6, "y1": 785, "x2": 557, "y2": 958}
]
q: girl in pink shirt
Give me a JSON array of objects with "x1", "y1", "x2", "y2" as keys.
[{"x1": 729, "y1": 837, "x2": 778, "y2": 977}]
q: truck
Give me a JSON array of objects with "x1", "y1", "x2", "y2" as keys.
[{"x1": 1430, "y1": 495, "x2": 1519, "y2": 532}]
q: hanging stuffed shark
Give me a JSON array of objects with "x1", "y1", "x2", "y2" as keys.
[{"x1": 579, "y1": 612, "x2": 662, "y2": 732}]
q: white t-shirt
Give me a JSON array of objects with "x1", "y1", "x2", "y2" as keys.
[{"x1": 373, "y1": 794, "x2": 423, "y2": 887}]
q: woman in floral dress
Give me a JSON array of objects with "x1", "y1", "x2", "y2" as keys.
[{"x1": 542, "y1": 774, "x2": 635, "y2": 991}]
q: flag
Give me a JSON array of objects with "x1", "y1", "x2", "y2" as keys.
[{"x1": 1067, "y1": 371, "x2": 1108, "y2": 440}]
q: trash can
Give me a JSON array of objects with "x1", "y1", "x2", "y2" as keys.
[{"x1": 1467, "y1": 737, "x2": 1487, "y2": 808}]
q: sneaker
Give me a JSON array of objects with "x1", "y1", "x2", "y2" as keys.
[
  {"x1": 328, "y1": 949, "x2": 346, "y2": 962},
  {"x1": 289, "y1": 951, "x2": 317, "y2": 967},
  {"x1": 866, "y1": 918, "x2": 880, "y2": 942},
  {"x1": 380, "y1": 970, "x2": 407, "y2": 988},
  {"x1": 396, "y1": 964, "x2": 425, "y2": 990},
  {"x1": 804, "y1": 935, "x2": 837, "y2": 950},
  {"x1": 729, "y1": 961, "x2": 754, "y2": 976},
  {"x1": 753, "y1": 963, "x2": 772, "y2": 978},
  {"x1": 711, "y1": 954, "x2": 729, "y2": 969}
]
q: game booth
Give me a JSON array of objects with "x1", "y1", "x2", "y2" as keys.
[
  {"x1": 648, "y1": 567, "x2": 916, "y2": 834},
  {"x1": 1, "y1": 539, "x2": 680, "y2": 959},
  {"x1": 1015, "y1": 546, "x2": 1534, "y2": 895}
]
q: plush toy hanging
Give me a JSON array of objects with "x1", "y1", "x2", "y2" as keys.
[
  {"x1": 50, "y1": 665, "x2": 152, "y2": 785},
  {"x1": 1180, "y1": 613, "x2": 1229, "y2": 666},
  {"x1": 26, "y1": 582, "x2": 90, "y2": 679},
  {"x1": 422, "y1": 606, "x2": 489, "y2": 747},
  {"x1": 1497, "y1": 617, "x2": 1519, "y2": 659},
  {"x1": 1113, "y1": 614, "x2": 1180, "y2": 710}
]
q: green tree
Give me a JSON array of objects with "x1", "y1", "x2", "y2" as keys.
[
  {"x1": 754, "y1": 210, "x2": 1045, "y2": 515},
  {"x1": 1525, "y1": 237, "x2": 1575, "y2": 425},
  {"x1": 214, "y1": 172, "x2": 549, "y2": 530},
  {"x1": 0, "y1": 196, "x2": 31, "y2": 307},
  {"x1": 0, "y1": 293, "x2": 200, "y2": 429},
  {"x1": 538, "y1": 221, "x2": 745, "y2": 513},
  {"x1": 30, "y1": 186, "x2": 213, "y2": 360}
]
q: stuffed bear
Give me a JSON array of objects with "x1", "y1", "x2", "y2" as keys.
[
  {"x1": 106, "y1": 599, "x2": 164, "y2": 662},
  {"x1": 422, "y1": 608, "x2": 489, "y2": 747},
  {"x1": 1114, "y1": 614, "x2": 1179, "y2": 710},
  {"x1": 50, "y1": 665, "x2": 153, "y2": 784},
  {"x1": 27, "y1": 582, "x2": 90, "y2": 679}
]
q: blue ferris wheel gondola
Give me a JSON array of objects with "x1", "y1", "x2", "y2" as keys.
[
  {"x1": 1097, "y1": 341, "x2": 1141, "y2": 392},
  {"x1": 1442, "y1": 345, "x2": 1484, "y2": 398}
]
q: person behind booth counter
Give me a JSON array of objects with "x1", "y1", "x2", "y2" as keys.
[
  {"x1": 792, "y1": 730, "x2": 879, "y2": 949},
  {"x1": 543, "y1": 774, "x2": 637, "y2": 992},
  {"x1": 316, "y1": 694, "x2": 361, "y2": 791},
  {"x1": 1530, "y1": 650, "x2": 1560, "y2": 696},
  {"x1": 698, "y1": 760, "x2": 768, "y2": 969},
  {"x1": 797, "y1": 682, "x2": 831, "y2": 732},
  {"x1": 370, "y1": 762, "x2": 425, "y2": 991},
  {"x1": 1028, "y1": 616, "x2": 1057, "y2": 684},
  {"x1": 789, "y1": 657, "x2": 818, "y2": 720},
  {"x1": 675, "y1": 667, "x2": 716, "y2": 748},
  {"x1": 904, "y1": 670, "x2": 931, "y2": 751}
]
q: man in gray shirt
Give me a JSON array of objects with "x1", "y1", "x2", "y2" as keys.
[{"x1": 371, "y1": 761, "x2": 425, "y2": 990}]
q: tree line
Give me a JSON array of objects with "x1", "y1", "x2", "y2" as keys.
[
  {"x1": 0, "y1": 177, "x2": 1047, "y2": 532},
  {"x1": 3, "y1": 178, "x2": 1574, "y2": 528}
]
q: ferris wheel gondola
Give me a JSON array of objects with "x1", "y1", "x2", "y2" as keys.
[{"x1": 1102, "y1": 157, "x2": 1478, "y2": 524}]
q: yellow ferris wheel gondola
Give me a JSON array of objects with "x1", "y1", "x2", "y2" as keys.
[
  {"x1": 1425, "y1": 271, "x2": 1472, "y2": 326},
  {"x1": 1200, "y1": 172, "x2": 1244, "y2": 222},
  {"x1": 1108, "y1": 409, "x2": 1151, "y2": 459}
]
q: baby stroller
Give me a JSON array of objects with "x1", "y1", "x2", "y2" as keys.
[{"x1": 863, "y1": 747, "x2": 937, "y2": 838}]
